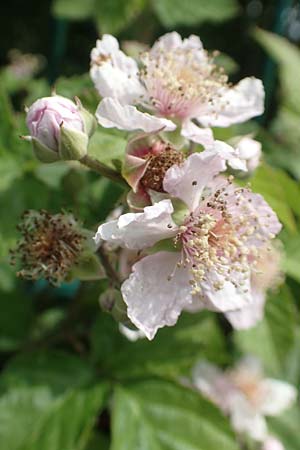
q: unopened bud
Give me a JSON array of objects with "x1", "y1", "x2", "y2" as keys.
[{"x1": 24, "y1": 95, "x2": 96, "y2": 162}]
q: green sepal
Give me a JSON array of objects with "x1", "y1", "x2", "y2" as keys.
[
  {"x1": 171, "y1": 197, "x2": 189, "y2": 225},
  {"x1": 69, "y1": 252, "x2": 105, "y2": 281},
  {"x1": 59, "y1": 124, "x2": 88, "y2": 160},
  {"x1": 80, "y1": 107, "x2": 97, "y2": 137},
  {"x1": 31, "y1": 137, "x2": 60, "y2": 163},
  {"x1": 99, "y1": 288, "x2": 129, "y2": 324}
]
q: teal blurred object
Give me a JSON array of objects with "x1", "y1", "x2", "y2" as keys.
[
  {"x1": 29, "y1": 278, "x2": 80, "y2": 298},
  {"x1": 48, "y1": 18, "x2": 69, "y2": 84}
]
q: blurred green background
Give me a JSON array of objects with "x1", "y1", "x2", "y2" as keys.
[{"x1": 1, "y1": 1, "x2": 300, "y2": 449}]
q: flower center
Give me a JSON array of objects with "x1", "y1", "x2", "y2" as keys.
[
  {"x1": 140, "y1": 48, "x2": 228, "y2": 119},
  {"x1": 140, "y1": 146, "x2": 184, "y2": 192},
  {"x1": 11, "y1": 210, "x2": 85, "y2": 285},
  {"x1": 174, "y1": 180, "x2": 262, "y2": 295}
]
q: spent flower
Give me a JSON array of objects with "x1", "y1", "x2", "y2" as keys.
[{"x1": 11, "y1": 210, "x2": 92, "y2": 286}]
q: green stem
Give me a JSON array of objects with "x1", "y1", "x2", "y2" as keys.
[
  {"x1": 80, "y1": 154, "x2": 126, "y2": 186},
  {"x1": 97, "y1": 245, "x2": 121, "y2": 289}
]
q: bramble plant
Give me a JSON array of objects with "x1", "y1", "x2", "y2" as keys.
[{"x1": 1, "y1": 22, "x2": 300, "y2": 450}]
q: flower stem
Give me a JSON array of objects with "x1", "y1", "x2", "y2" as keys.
[
  {"x1": 97, "y1": 245, "x2": 121, "y2": 289},
  {"x1": 80, "y1": 154, "x2": 126, "y2": 186}
]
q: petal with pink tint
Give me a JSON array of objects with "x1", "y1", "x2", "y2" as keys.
[
  {"x1": 94, "y1": 199, "x2": 177, "y2": 249},
  {"x1": 262, "y1": 436, "x2": 285, "y2": 450},
  {"x1": 163, "y1": 151, "x2": 226, "y2": 211},
  {"x1": 121, "y1": 251, "x2": 192, "y2": 339},
  {"x1": 181, "y1": 120, "x2": 214, "y2": 148},
  {"x1": 230, "y1": 394, "x2": 268, "y2": 441},
  {"x1": 199, "y1": 78, "x2": 264, "y2": 127},
  {"x1": 225, "y1": 288, "x2": 265, "y2": 330},
  {"x1": 259, "y1": 379, "x2": 297, "y2": 416},
  {"x1": 90, "y1": 34, "x2": 145, "y2": 104},
  {"x1": 192, "y1": 360, "x2": 232, "y2": 411},
  {"x1": 96, "y1": 98, "x2": 176, "y2": 132},
  {"x1": 200, "y1": 269, "x2": 252, "y2": 312}
]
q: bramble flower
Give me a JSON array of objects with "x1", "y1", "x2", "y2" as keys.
[
  {"x1": 94, "y1": 150, "x2": 281, "y2": 339},
  {"x1": 11, "y1": 210, "x2": 89, "y2": 285},
  {"x1": 90, "y1": 32, "x2": 264, "y2": 148},
  {"x1": 225, "y1": 242, "x2": 283, "y2": 329},
  {"x1": 24, "y1": 95, "x2": 96, "y2": 162},
  {"x1": 192, "y1": 357, "x2": 297, "y2": 442},
  {"x1": 123, "y1": 134, "x2": 247, "y2": 210}
]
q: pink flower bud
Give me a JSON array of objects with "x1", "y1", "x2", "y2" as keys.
[{"x1": 26, "y1": 95, "x2": 84, "y2": 152}]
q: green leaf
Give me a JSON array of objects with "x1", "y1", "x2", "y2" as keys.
[
  {"x1": 152, "y1": 0, "x2": 239, "y2": 27},
  {"x1": 0, "y1": 289, "x2": 33, "y2": 352},
  {"x1": 88, "y1": 128, "x2": 127, "y2": 170},
  {"x1": 282, "y1": 235, "x2": 300, "y2": 283},
  {"x1": 111, "y1": 379, "x2": 239, "y2": 450},
  {"x1": 91, "y1": 312, "x2": 228, "y2": 380},
  {"x1": 0, "y1": 384, "x2": 108, "y2": 450},
  {"x1": 254, "y1": 28, "x2": 300, "y2": 115},
  {"x1": 52, "y1": 0, "x2": 95, "y2": 20},
  {"x1": 34, "y1": 162, "x2": 70, "y2": 189},
  {"x1": 249, "y1": 164, "x2": 299, "y2": 233},
  {"x1": 95, "y1": 0, "x2": 146, "y2": 34},
  {"x1": 0, "y1": 351, "x2": 94, "y2": 395},
  {"x1": 234, "y1": 287, "x2": 298, "y2": 377},
  {"x1": 268, "y1": 406, "x2": 300, "y2": 450}
]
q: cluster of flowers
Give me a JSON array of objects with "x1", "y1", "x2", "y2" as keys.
[
  {"x1": 20, "y1": 32, "x2": 282, "y2": 339},
  {"x1": 16, "y1": 31, "x2": 298, "y2": 450}
]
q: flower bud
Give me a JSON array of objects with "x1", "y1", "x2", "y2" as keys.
[
  {"x1": 228, "y1": 135, "x2": 262, "y2": 175},
  {"x1": 24, "y1": 95, "x2": 96, "y2": 162}
]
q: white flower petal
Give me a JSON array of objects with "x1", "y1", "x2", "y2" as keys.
[
  {"x1": 262, "y1": 436, "x2": 285, "y2": 450},
  {"x1": 181, "y1": 120, "x2": 214, "y2": 148},
  {"x1": 199, "y1": 78, "x2": 265, "y2": 127},
  {"x1": 230, "y1": 394, "x2": 268, "y2": 441},
  {"x1": 259, "y1": 379, "x2": 297, "y2": 416},
  {"x1": 192, "y1": 361, "x2": 231, "y2": 410},
  {"x1": 96, "y1": 98, "x2": 176, "y2": 132},
  {"x1": 150, "y1": 32, "x2": 183, "y2": 53},
  {"x1": 163, "y1": 151, "x2": 226, "y2": 211},
  {"x1": 119, "y1": 324, "x2": 145, "y2": 341},
  {"x1": 225, "y1": 288, "x2": 265, "y2": 330},
  {"x1": 94, "y1": 199, "x2": 177, "y2": 249},
  {"x1": 206, "y1": 140, "x2": 247, "y2": 171},
  {"x1": 121, "y1": 251, "x2": 192, "y2": 340},
  {"x1": 90, "y1": 34, "x2": 144, "y2": 103},
  {"x1": 200, "y1": 269, "x2": 252, "y2": 313},
  {"x1": 235, "y1": 136, "x2": 262, "y2": 172}
]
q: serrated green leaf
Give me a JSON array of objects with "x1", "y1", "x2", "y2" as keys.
[
  {"x1": 91, "y1": 312, "x2": 228, "y2": 379},
  {"x1": 0, "y1": 384, "x2": 108, "y2": 450},
  {"x1": 0, "y1": 351, "x2": 94, "y2": 395},
  {"x1": 111, "y1": 379, "x2": 239, "y2": 450},
  {"x1": 152, "y1": 0, "x2": 239, "y2": 27}
]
